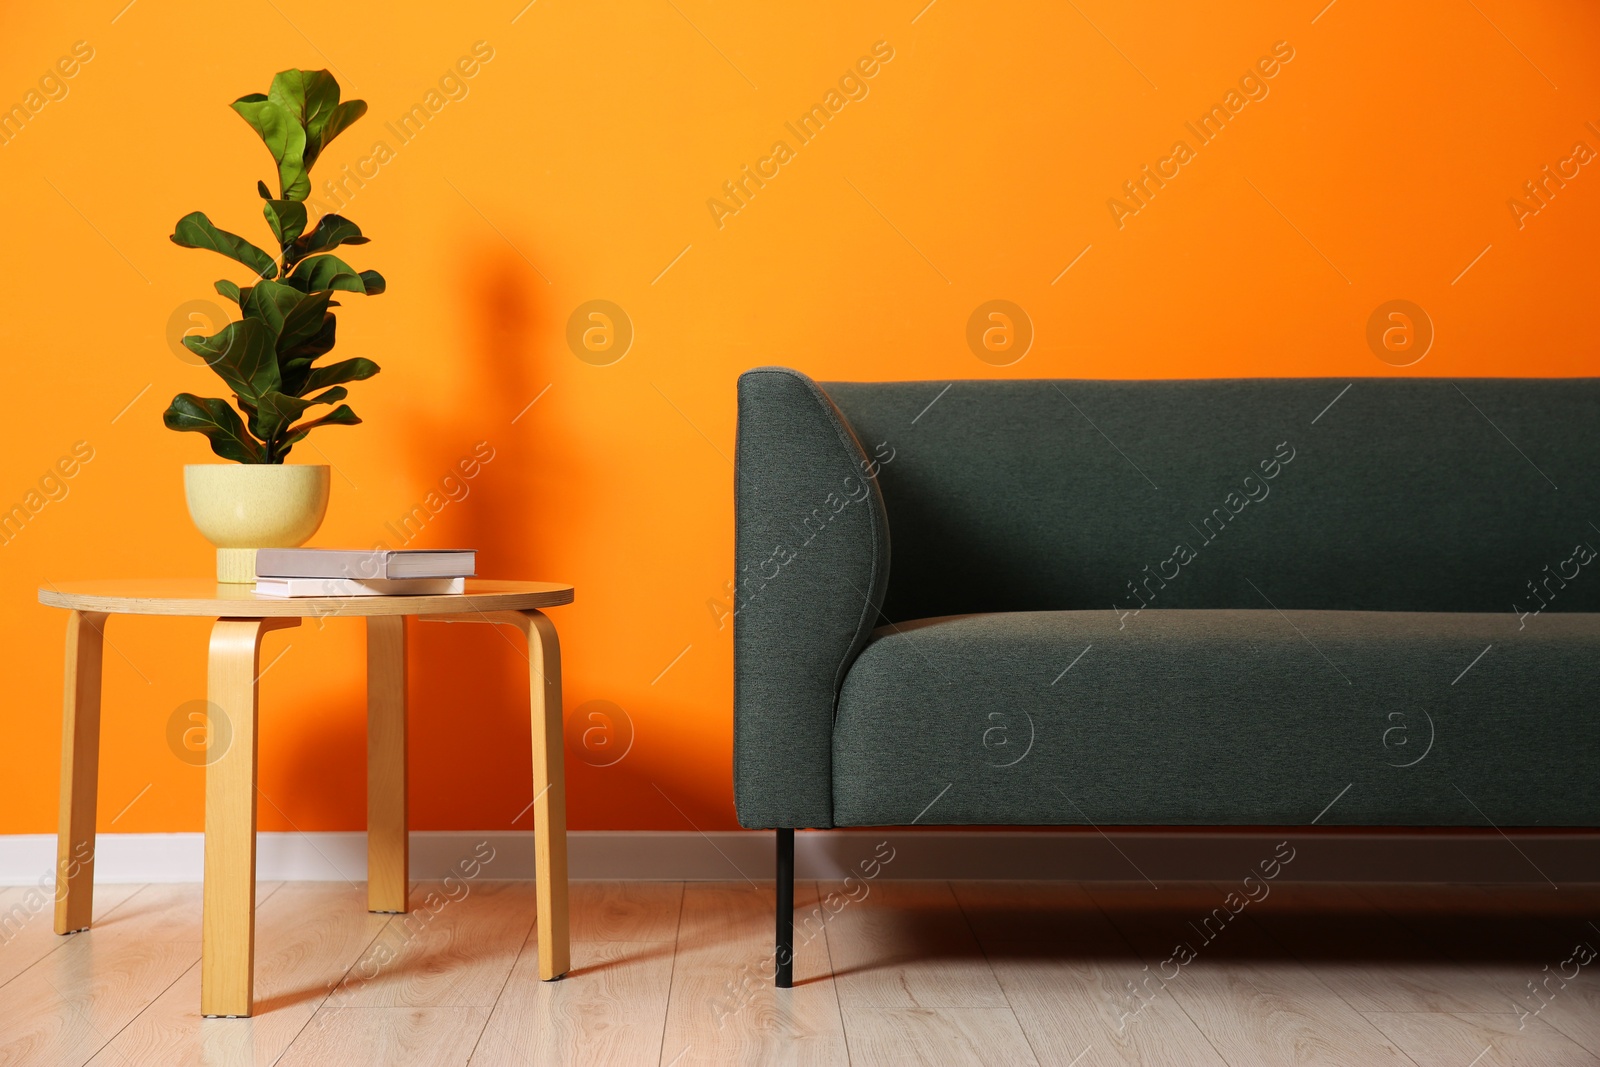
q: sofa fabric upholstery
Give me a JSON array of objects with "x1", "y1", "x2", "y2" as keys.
[
  {"x1": 832, "y1": 609, "x2": 1600, "y2": 827},
  {"x1": 823, "y1": 377, "x2": 1600, "y2": 622},
  {"x1": 733, "y1": 370, "x2": 1600, "y2": 831},
  {"x1": 734, "y1": 368, "x2": 890, "y2": 828}
]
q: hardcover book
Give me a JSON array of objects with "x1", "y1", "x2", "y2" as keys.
[
  {"x1": 253, "y1": 576, "x2": 467, "y2": 597},
  {"x1": 253, "y1": 548, "x2": 476, "y2": 580}
]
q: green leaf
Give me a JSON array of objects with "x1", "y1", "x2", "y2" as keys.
[
  {"x1": 256, "y1": 180, "x2": 273, "y2": 200},
  {"x1": 278, "y1": 293, "x2": 334, "y2": 355},
  {"x1": 183, "y1": 318, "x2": 281, "y2": 402},
  {"x1": 268, "y1": 70, "x2": 340, "y2": 162},
  {"x1": 170, "y1": 212, "x2": 277, "y2": 279},
  {"x1": 249, "y1": 389, "x2": 315, "y2": 446},
  {"x1": 288, "y1": 214, "x2": 368, "y2": 266},
  {"x1": 302, "y1": 356, "x2": 379, "y2": 393},
  {"x1": 263, "y1": 199, "x2": 307, "y2": 248},
  {"x1": 288, "y1": 402, "x2": 361, "y2": 434},
  {"x1": 231, "y1": 95, "x2": 309, "y2": 201},
  {"x1": 282, "y1": 313, "x2": 336, "y2": 363},
  {"x1": 247, "y1": 385, "x2": 354, "y2": 451},
  {"x1": 268, "y1": 69, "x2": 339, "y2": 126},
  {"x1": 278, "y1": 315, "x2": 337, "y2": 393},
  {"x1": 307, "y1": 386, "x2": 348, "y2": 405},
  {"x1": 163, "y1": 394, "x2": 263, "y2": 463},
  {"x1": 246, "y1": 283, "x2": 333, "y2": 368},
  {"x1": 313, "y1": 99, "x2": 367, "y2": 160},
  {"x1": 288, "y1": 253, "x2": 371, "y2": 294},
  {"x1": 215, "y1": 279, "x2": 242, "y2": 304},
  {"x1": 357, "y1": 270, "x2": 386, "y2": 295},
  {"x1": 243, "y1": 279, "x2": 301, "y2": 339},
  {"x1": 280, "y1": 403, "x2": 361, "y2": 450}
]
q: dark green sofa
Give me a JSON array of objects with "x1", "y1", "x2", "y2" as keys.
[{"x1": 733, "y1": 367, "x2": 1600, "y2": 985}]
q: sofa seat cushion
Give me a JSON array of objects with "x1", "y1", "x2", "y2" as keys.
[{"x1": 831, "y1": 610, "x2": 1600, "y2": 827}]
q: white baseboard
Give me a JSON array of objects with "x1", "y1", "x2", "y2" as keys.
[{"x1": 2, "y1": 829, "x2": 1596, "y2": 886}]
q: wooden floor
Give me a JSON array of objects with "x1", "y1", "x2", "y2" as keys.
[{"x1": 1, "y1": 879, "x2": 1597, "y2": 1065}]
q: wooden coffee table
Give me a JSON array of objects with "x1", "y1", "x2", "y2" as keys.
[{"x1": 36, "y1": 578, "x2": 576, "y2": 1018}]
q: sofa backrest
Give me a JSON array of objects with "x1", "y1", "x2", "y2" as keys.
[{"x1": 820, "y1": 376, "x2": 1600, "y2": 622}]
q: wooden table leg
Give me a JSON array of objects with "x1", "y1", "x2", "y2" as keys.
[
  {"x1": 201, "y1": 616, "x2": 299, "y2": 1018},
  {"x1": 54, "y1": 610, "x2": 108, "y2": 935},
  {"x1": 418, "y1": 608, "x2": 570, "y2": 979},
  {"x1": 366, "y1": 615, "x2": 408, "y2": 914},
  {"x1": 520, "y1": 609, "x2": 570, "y2": 981}
]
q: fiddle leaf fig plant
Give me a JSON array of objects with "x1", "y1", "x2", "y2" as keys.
[{"x1": 164, "y1": 69, "x2": 383, "y2": 463}]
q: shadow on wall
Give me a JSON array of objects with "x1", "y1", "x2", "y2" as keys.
[
  {"x1": 407, "y1": 244, "x2": 565, "y2": 832},
  {"x1": 268, "y1": 247, "x2": 574, "y2": 833},
  {"x1": 274, "y1": 243, "x2": 729, "y2": 833}
]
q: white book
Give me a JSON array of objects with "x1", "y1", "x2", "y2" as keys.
[{"x1": 254, "y1": 576, "x2": 466, "y2": 598}]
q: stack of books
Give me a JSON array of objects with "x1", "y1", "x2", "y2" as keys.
[{"x1": 253, "y1": 548, "x2": 477, "y2": 597}]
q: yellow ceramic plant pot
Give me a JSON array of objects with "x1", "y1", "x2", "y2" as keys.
[{"x1": 183, "y1": 464, "x2": 330, "y2": 583}]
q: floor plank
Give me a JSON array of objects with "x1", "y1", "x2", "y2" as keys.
[
  {"x1": 4, "y1": 878, "x2": 1597, "y2": 1066},
  {"x1": 0, "y1": 884, "x2": 218, "y2": 1067},
  {"x1": 333, "y1": 880, "x2": 535, "y2": 1009},
  {"x1": 1359, "y1": 884, "x2": 1600, "y2": 1035},
  {"x1": 276, "y1": 1006, "x2": 490, "y2": 1067},
  {"x1": 85, "y1": 882, "x2": 390, "y2": 1067},
  {"x1": 953, "y1": 882, "x2": 1228, "y2": 1067},
  {"x1": 661, "y1": 881, "x2": 848, "y2": 1066},
  {"x1": 1525, "y1": 976, "x2": 1600, "y2": 1060},
  {"x1": 842, "y1": 1007, "x2": 1041, "y2": 1067},
  {"x1": 1364, "y1": 1010, "x2": 1596, "y2": 1067},
  {"x1": 1084, "y1": 882, "x2": 1416, "y2": 1066},
  {"x1": 823, "y1": 881, "x2": 1006, "y2": 1010},
  {"x1": 1374, "y1": 885, "x2": 1600, "y2": 1059},
  {"x1": 568, "y1": 881, "x2": 684, "y2": 942},
  {"x1": 1248, "y1": 882, "x2": 1522, "y2": 1013},
  {"x1": 470, "y1": 940, "x2": 675, "y2": 1066},
  {"x1": 0, "y1": 882, "x2": 143, "y2": 989}
]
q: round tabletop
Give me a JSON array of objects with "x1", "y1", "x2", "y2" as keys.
[{"x1": 38, "y1": 579, "x2": 575, "y2": 618}]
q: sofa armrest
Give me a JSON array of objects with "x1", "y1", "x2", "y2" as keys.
[{"x1": 734, "y1": 367, "x2": 890, "y2": 830}]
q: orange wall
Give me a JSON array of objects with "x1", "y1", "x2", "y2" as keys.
[{"x1": 2, "y1": 2, "x2": 1597, "y2": 835}]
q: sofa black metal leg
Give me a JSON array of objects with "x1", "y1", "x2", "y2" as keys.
[{"x1": 775, "y1": 828, "x2": 794, "y2": 989}]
